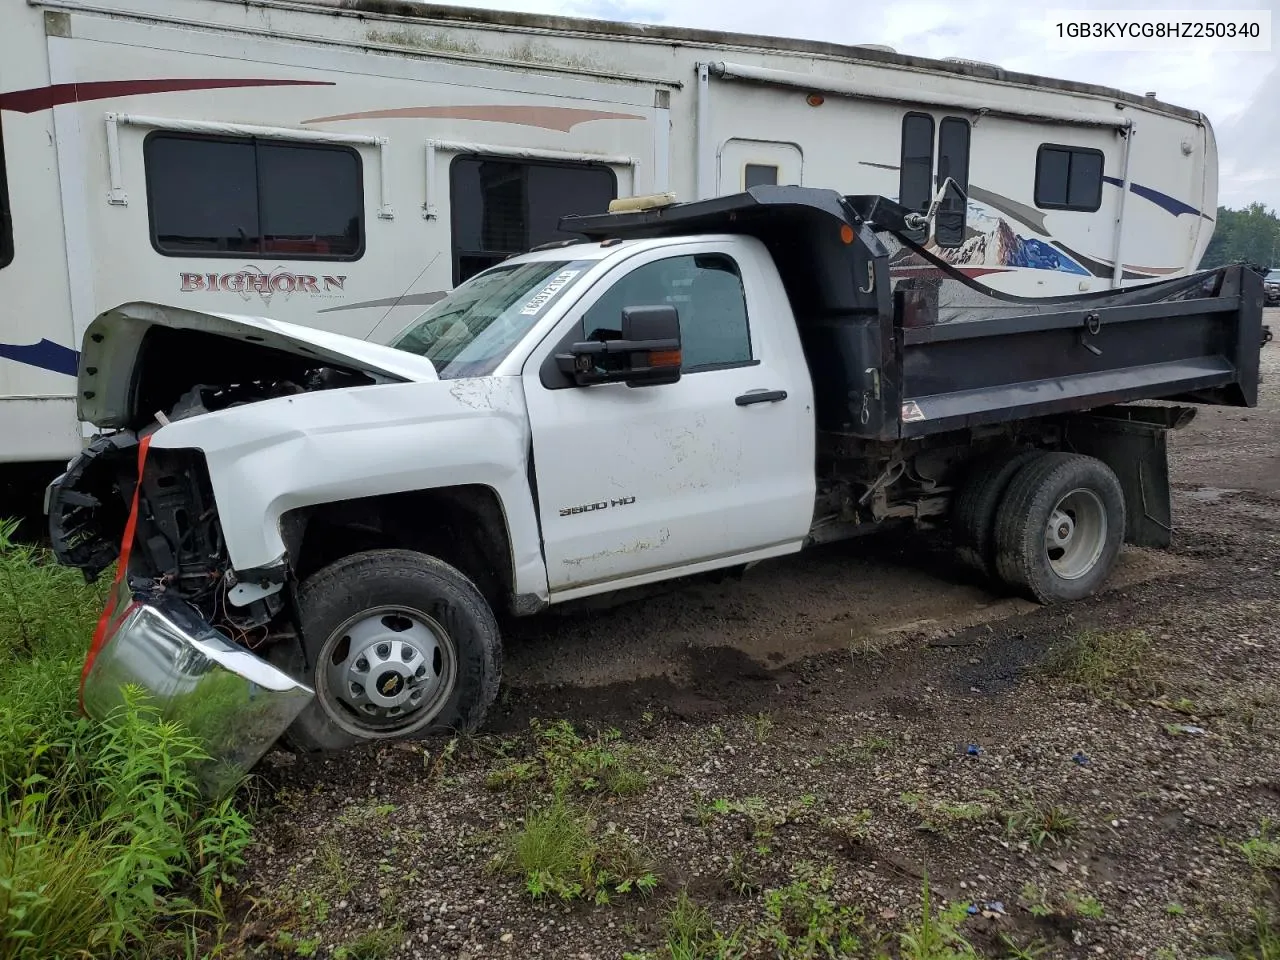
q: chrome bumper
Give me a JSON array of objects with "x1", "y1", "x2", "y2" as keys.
[{"x1": 82, "y1": 582, "x2": 314, "y2": 798}]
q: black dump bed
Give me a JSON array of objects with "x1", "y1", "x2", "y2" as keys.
[{"x1": 560, "y1": 187, "x2": 1266, "y2": 442}]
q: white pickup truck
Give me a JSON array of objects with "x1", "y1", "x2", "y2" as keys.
[{"x1": 47, "y1": 187, "x2": 1266, "y2": 792}]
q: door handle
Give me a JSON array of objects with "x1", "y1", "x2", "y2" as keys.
[{"x1": 735, "y1": 389, "x2": 788, "y2": 406}]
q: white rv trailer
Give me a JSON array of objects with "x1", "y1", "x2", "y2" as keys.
[{"x1": 0, "y1": 0, "x2": 1218, "y2": 466}]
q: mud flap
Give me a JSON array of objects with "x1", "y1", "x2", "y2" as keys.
[{"x1": 1060, "y1": 405, "x2": 1195, "y2": 549}]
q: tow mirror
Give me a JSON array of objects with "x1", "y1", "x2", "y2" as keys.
[
  {"x1": 904, "y1": 176, "x2": 968, "y2": 249},
  {"x1": 555, "y1": 305, "x2": 682, "y2": 387}
]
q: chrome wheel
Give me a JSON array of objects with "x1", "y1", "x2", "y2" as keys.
[
  {"x1": 316, "y1": 605, "x2": 457, "y2": 738},
  {"x1": 1044, "y1": 488, "x2": 1107, "y2": 581}
]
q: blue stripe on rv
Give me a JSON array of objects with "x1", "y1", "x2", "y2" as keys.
[
  {"x1": 1103, "y1": 177, "x2": 1202, "y2": 219},
  {"x1": 0, "y1": 340, "x2": 79, "y2": 376}
]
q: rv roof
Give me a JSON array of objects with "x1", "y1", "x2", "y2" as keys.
[{"x1": 241, "y1": 0, "x2": 1202, "y2": 122}]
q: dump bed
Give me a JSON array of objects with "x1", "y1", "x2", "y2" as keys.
[{"x1": 561, "y1": 187, "x2": 1266, "y2": 442}]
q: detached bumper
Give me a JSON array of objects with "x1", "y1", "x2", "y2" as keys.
[{"x1": 83, "y1": 581, "x2": 314, "y2": 797}]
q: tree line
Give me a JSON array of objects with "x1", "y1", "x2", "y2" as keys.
[{"x1": 1200, "y1": 202, "x2": 1280, "y2": 270}]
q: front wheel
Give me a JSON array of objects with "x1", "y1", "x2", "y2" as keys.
[
  {"x1": 992, "y1": 453, "x2": 1126, "y2": 604},
  {"x1": 272, "y1": 549, "x2": 502, "y2": 753}
]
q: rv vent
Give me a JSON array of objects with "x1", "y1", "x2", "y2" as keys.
[
  {"x1": 853, "y1": 44, "x2": 897, "y2": 53},
  {"x1": 943, "y1": 57, "x2": 1002, "y2": 69}
]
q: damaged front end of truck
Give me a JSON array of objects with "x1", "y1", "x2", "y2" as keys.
[{"x1": 46, "y1": 301, "x2": 438, "y2": 795}]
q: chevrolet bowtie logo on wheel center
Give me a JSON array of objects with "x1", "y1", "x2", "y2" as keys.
[{"x1": 377, "y1": 671, "x2": 405, "y2": 698}]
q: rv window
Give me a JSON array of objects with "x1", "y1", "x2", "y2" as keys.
[
  {"x1": 581, "y1": 253, "x2": 753, "y2": 373},
  {"x1": 899, "y1": 113, "x2": 934, "y2": 217},
  {"x1": 450, "y1": 156, "x2": 617, "y2": 285},
  {"x1": 1035, "y1": 144, "x2": 1104, "y2": 211},
  {"x1": 145, "y1": 133, "x2": 363, "y2": 260},
  {"x1": 744, "y1": 164, "x2": 778, "y2": 189},
  {"x1": 0, "y1": 113, "x2": 12, "y2": 270},
  {"x1": 935, "y1": 117, "x2": 971, "y2": 248}
]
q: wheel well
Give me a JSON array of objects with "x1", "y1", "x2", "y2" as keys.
[{"x1": 282, "y1": 486, "x2": 516, "y2": 612}]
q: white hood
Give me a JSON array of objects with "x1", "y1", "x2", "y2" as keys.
[{"x1": 78, "y1": 302, "x2": 439, "y2": 427}]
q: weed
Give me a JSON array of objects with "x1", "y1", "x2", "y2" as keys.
[
  {"x1": 485, "y1": 760, "x2": 540, "y2": 791},
  {"x1": 1240, "y1": 819, "x2": 1280, "y2": 872},
  {"x1": 1064, "y1": 892, "x2": 1104, "y2": 919},
  {"x1": 712, "y1": 795, "x2": 812, "y2": 844},
  {"x1": 1020, "y1": 883, "x2": 1054, "y2": 918},
  {"x1": 749, "y1": 712, "x2": 774, "y2": 744},
  {"x1": 758, "y1": 862, "x2": 864, "y2": 957},
  {"x1": 495, "y1": 795, "x2": 658, "y2": 904},
  {"x1": 901, "y1": 793, "x2": 994, "y2": 834},
  {"x1": 660, "y1": 890, "x2": 747, "y2": 960},
  {"x1": 825, "y1": 809, "x2": 875, "y2": 845},
  {"x1": 1165, "y1": 902, "x2": 1187, "y2": 916},
  {"x1": 336, "y1": 800, "x2": 397, "y2": 826},
  {"x1": 1220, "y1": 907, "x2": 1280, "y2": 959},
  {"x1": 724, "y1": 850, "x2": 761, "y2": 896},
  {"x1": 1041, "y1": 628, "x2": 1152, "y2": 695},
  {"x1": 898, "y1": 875, "x2": 978, "y2": 960},
  {"x1": 998, "y1": 933, "x2": 1050, "y2": 959},
  {"x1": 859, "y1": 735, "x2": 895, "y2": 755},
  {"x1": 0, "y1": 518, "x2": 253, "y2": 960},
  {"x1": 332, "y1": 923, "x2": 407, "y2": 960},
  {"x1": 488, "y1": 719, "x2": 651, "y2": 798},
  {"x1": 1004, "y1": 798, "x2": 1077, "y2": 848},
  {"x1": 275, "y1": 930, "x2": 322, "y2": 956}
]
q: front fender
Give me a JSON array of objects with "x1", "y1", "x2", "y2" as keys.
[{"x1": 148, "y1": 377, "x2": 548, "y2": 601}]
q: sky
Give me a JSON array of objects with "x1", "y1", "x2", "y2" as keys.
[{"x1": 449, "y1": 0, "x2": 1280, "y2": 214}]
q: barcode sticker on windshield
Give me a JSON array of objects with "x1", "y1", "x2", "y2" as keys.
[{"x1": 520, "y1": 270, "x2": 582, "y2": 316}]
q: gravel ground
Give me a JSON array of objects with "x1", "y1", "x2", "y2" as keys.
[{"x1": 223, "y1": 312, "x2": 1280, "y2": 960}]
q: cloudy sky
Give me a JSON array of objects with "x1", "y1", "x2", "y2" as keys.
[{"x1": 452, "y1": 0, "x2": 1280, "y2": 214}]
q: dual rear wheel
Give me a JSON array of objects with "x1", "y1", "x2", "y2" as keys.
[{"x1": 952, "y1": 449, "x2": 1126, "y2": 603}]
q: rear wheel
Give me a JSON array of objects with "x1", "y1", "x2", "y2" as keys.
[
  {"x1": 273, "y1": 549, "x2": 501, "y2": 753},
  {"x1": 951, "y1": 448, "x2": 1046, "y2": 579},
  {"x1": 993, "y1": 453, "x2": 1126, "y2": 604}
]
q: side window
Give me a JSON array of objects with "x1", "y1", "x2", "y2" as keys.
[
  {"x1": 935, "y1": 117, "x2": 971, "y2": 248},
  {"x1": 450, "y1": 156, "x2": 617, "y2": 285},
  {"x1": 1035, "y1": 144, "x2": 1104, "y2": 211},
  {"x1": 744, "y1": 164, "x2": 778, "y2": 189},
  {"x1": 581, "y1": 253, "x2": 753, "y2": 372},
  {"x1": 145, "y1": 133, "x2": 363, "y2": 259},
  {"x1": 899, "y1": 112, "x2": 934, "y2": 214},
  {"x1": 0, "y1": 113, "x2": 12, "y2": 270}
]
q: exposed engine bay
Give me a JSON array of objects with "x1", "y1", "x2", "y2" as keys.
[{"x1": 47, "y1": 323, "x2": 394, "y2": 643}]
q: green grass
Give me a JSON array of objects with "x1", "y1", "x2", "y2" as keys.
[
  {"x1": 485, "y1": 718, "x2": 651, "y2": 798},
  {"x1": 1004, "y1": 797, "x2": 1078, "y2": 849},
  {"x1": 1240, "y1": 819, "x2": 1280, "y2": 873},
  {"x1": 1041, "y1": 628, "x2": 1152, "y2": 695},
  {"x1": 494, "y1": 794, "x2": 659, "y2": 904},
  {"x1": 898, "y1": 875, "x2": 978, "y2": 960},
  {"x1": 0, "y1": 518, "x2": 254, "y2": 959}
]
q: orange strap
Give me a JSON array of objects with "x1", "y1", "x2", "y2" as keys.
[{"x1": 79, "y1": 434, "x2": 152, "y2": 713}]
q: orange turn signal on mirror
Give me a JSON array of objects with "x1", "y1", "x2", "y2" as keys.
[{"x1": 649, "y1": 349, "x2": 682, "y2": 367}]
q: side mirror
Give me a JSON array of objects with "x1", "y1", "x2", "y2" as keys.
[
  {"x1": 903, "y1": 177, "x2": 968, "y2": 248},
  {"x1": 555, "y1": 305, "x2": 682, "y2": 387}
]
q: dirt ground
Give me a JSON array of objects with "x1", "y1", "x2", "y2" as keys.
[{"x1": 226, "y1": 312, "x2": 1280, "y2": 960}]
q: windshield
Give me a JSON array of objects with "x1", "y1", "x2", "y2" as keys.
[
  {"x1": 1267, "y1": 270, "x2": 1280, "y2": 281},
  {"x1": 391, "y1": 259, "x2": 595, "y2": 378}
]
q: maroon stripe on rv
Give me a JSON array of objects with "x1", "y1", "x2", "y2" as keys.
[{"x1": 0, "y1": 78, "x2": 333, "y2": 113}]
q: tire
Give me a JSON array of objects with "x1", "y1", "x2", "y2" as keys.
[
  {"x1": 272, "y1": 549, "x2": 501, "y2": 753},
  {"x1": 992, "y1": 453, "x2": 1126, "y2": 604},
  {"x1": 951, "y1": 448, "x2": 1047, "y2": 580}
]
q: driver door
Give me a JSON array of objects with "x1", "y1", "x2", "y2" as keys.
[{"x1": 521, "y1": 241, "x2": 815, "y2": 596}]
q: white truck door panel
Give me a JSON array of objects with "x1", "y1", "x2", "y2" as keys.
[{"x1": 522, "y1": 241, "x2": 815, "y2": 593}]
